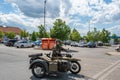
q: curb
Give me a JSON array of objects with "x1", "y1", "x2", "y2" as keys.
[{"x1": 106, "y1": 52, "x2": 120, "y2": 56}]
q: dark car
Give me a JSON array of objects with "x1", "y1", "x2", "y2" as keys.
[
  {"x1": 85, "y1": 42, "x2": 96, "y2": 48},
  {"x1": 35, "y1": 40, "x2": 42, "y2": 46},
  {"x1": 5, "y1": 39, "x2": 18, "y2": 46}
]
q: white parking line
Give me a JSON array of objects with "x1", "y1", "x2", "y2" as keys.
[{"x1": 92, "y1": 60, "x2": 120, "y2": 80}]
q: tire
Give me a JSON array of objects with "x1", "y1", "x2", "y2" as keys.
[
  {"x1": 31, "y1": 63, "x2": 46, "y2": 78},
  {"x1": 29, "y1": 58, "x2": 40, "y2": 64},
  {"x1": 70, "y1": 61, "x2": 81, "y2": 74},
  {"x1": 116, "y1": 49, "x2": 120, "y2": 52},
  {"x1": 32, "y1": 45, "x2": 35, "y2": 47},
  {"x1": 21, "y1": 45, "x2": 24, "y2": 48}
]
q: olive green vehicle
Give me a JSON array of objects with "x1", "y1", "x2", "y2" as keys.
[{"x1": 28, "y1": 52, "x2": 81, "y2": 78}]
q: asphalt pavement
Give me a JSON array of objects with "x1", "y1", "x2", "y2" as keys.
[{"x1": 0, "y1": 44, "x2": 120, "y2": 80}]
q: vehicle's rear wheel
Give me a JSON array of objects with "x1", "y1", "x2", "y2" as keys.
[
  {"x1": 70, "y1": 61, "x2": 81, "y2": 74},
  {"x1": 31, "y1": 63, "x2": 46, "y2": 78}
]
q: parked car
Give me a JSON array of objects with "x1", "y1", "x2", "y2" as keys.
[
  {"x1": 5, "y1": 39, "x2": 18, "y2": 46},
  {"x1": 14, "y1": 40, "x2": 35, "y2": 48},
  {"x1": 35, "y1": 40, "x2": 42, "y2": 46},
  {"x1": 78, "y1": 42, "x2": 86, "y2": 47},
  {"x1": 85, "y1": 42, "x2": 96, "y2": 48},
  {"x1": 71, "y1": 42, "x2": 79, "y2": 47},
  {"x1": 64, "y1": 40, "x2": 72, "y2": 45},
  {"x1": 97, "y1": 41, "x2": 103, "y2": 46}
]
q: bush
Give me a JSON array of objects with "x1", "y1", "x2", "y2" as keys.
[{"x1": 104, "y1": 43, "x2": 111, "y2": 46}]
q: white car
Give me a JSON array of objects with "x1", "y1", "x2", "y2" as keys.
[
  {"x1": 14, "y1": 40, "x2": 35, "y2": 48},
  {"x1": 70, "y1": 42, "x2": 79, "y2": 47}
]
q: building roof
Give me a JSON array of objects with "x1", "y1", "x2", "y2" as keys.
[{"x1": 0, "y1": 26, "x2": 22, "y2": 35}]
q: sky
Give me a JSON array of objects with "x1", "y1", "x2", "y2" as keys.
[{"x1": 0, "y1": 0, "x2": 120, "y2": 36}]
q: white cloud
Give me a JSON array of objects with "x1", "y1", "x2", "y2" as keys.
[
  {"x1": 0, "y1": 13, "x2": 41, "y2": 32},
  {"x1": 108, "y1": 25, "x2": 120, "y2": 35},
  {"x1": 92, "y1": 0, "x2": 120, "y2": 23},
  {"x1": 5, "y1": 0, "x2": 72, "y2": 18},
  {"x1": 1, "y1": 0, "x2": 120, "y2": 36}
]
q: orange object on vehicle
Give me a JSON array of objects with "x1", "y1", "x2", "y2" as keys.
[{"x1": 42, "y1": 38, "x2": 56, "y2": 50}]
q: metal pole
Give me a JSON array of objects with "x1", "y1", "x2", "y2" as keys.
[
  {"x1": 89, "y1": 20, "x2": 90, "y2": 32},
  {"x1": 44, "y1": 0, "x2": 46, "y2": 28}
]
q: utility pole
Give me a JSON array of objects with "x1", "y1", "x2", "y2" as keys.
[
  {"x1": 89, "y1": 20, "x2": 90, "y2": 32},
  {"x1": 44, "y1": 0, "x2": 46, "y2": 28}
]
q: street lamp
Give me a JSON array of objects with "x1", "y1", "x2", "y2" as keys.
[{"x1": 44, "y1": 0, "x2": 46, "y2": 28}]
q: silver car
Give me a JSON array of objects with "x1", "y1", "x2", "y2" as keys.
[{"x1": 14, "y1": 40, "x2": 35, "y2": 48}]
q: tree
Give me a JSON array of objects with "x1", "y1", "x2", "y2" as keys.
[
  {"x1": 38, "y1": 25, "x2": 49, "y2": 38},
  {"x1": 86, "y1": 28, "x2": 100, "y2": 42},
  {"x1": 20, "y1": 30, "x2": 29, "y2": 39},
  {"x1": 5, "y1": 32, "x2": 16, "y2": 39},
  {"x1": 112, "y1": 34, "x2": 119, "y2": 43},
  {"x1": 0, "y1": 30, "x2": 3, "y2": 38},
  {"x1": 35, "y1": 32, "x2": 39, "y2": 38},
  {"x1": 31, "y1": 31, "x2": 37, "y2": 41},
  {"x1": 50, "y1": 19, "x2": 71, "y2": 41},
  {"x1": 70, "y1": 28, "x2": 81, "y2": 42},
  {"x1": 99, "y1": 28, "x2": 111, "y2": 43}
]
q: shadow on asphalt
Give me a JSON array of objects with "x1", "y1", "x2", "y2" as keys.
[
  {"x1": 30, "y1": 73, "x2": 94, "y2": 80},
  {"x1": 67, "y1": 49, "x2": 78, "y2": 53}
]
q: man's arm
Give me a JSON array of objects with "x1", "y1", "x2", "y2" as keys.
[{"x1": 59, "y1": 45, "x2": 68, "y2": 52}]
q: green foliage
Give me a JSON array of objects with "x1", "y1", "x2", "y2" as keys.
[
  {"x1": 86, "y1": 28, "x2": 110, "y2": 43},
  {"x1": 20, "y1": 30, "x2": 29, "y2": 38},
  {"x1": 86, "y1": 28, "x2": 100, "y2": 42},
  {"x1": 99, "y1": 28, "x2": 111, "y2": 43},
  {"x1": 70, "y1": 28, "x2": 81, "y2": 42},
  {"x1": 30, "y1": 31, "x2": 37, "y2": 41},
  {"x1": 38, "y1": 25, "x2": 49, "y2": 38},
  {"x1": 35, "y1": 32, "x2": 40, "y2": 38},
  {"x1": 5, "y1": 32, "x2": 16, "y2": 39},
  {"x1": 104, "y1": 43, "x2": 111, "y2": 46},
  {"x1": 0, "y1": 30, "x2": 3, "y2": 38},
  {"x1": 112, "y1": 34, "x2": 119, "y2": 43},
  {"x1": 50, "y1": 19, "x2": 71, "y2": 41}
]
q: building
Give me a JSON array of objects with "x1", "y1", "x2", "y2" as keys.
[
  {"x1": 0, "y1": 26, "x2": 22, "y2": 40},
  {"x1": 0, "y1": 26, "x2": 22, "y2": 35}
]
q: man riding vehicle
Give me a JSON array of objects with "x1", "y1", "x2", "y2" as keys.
[{"x1": 52, "y1": 39, "x2": 67, "y2": 57}]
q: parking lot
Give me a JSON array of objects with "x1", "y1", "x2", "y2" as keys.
[{"x1": 0, "y1": 44, "x2": 120, "y2": 80}]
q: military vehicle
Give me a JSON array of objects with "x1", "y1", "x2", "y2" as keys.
[
  {"x1": 28, "y1": 52, "x2": 81, "y2": 78},
  {"x1": 115, "y1": 45, "x2": 120, "y2": 52}
]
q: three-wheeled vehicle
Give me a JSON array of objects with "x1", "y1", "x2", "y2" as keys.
[
  {"x1": 115, "y1": 45, "x2": 120, "y2": 52},
  {"x1": 28, "y1": 52, "x2": 81, "y2": 78}
]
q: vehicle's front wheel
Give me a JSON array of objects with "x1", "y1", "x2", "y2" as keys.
[
  {"x1": 31, "y1": 63, "x2": 46, "y2": 78},
  {"x1": 70, "y1": 61, "x2": 81, "y2": 74}
]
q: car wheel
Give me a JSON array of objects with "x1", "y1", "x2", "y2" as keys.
[
  {"x1": 32, "y1": 45, "x2": 35, "y2": 47},
  {"x1": 31, "y1": 63, "x2": 46, "y2": 78},
  {"x1": 21, "y1": 45, "x2": 24, "y2": 48},
  {"x1": 70, "y1": 61, "x2": 81, "y2": 74}
]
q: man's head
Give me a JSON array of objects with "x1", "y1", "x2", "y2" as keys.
[{"x1": 56, "y1": 39, "x2": 61, "y2": 45}]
